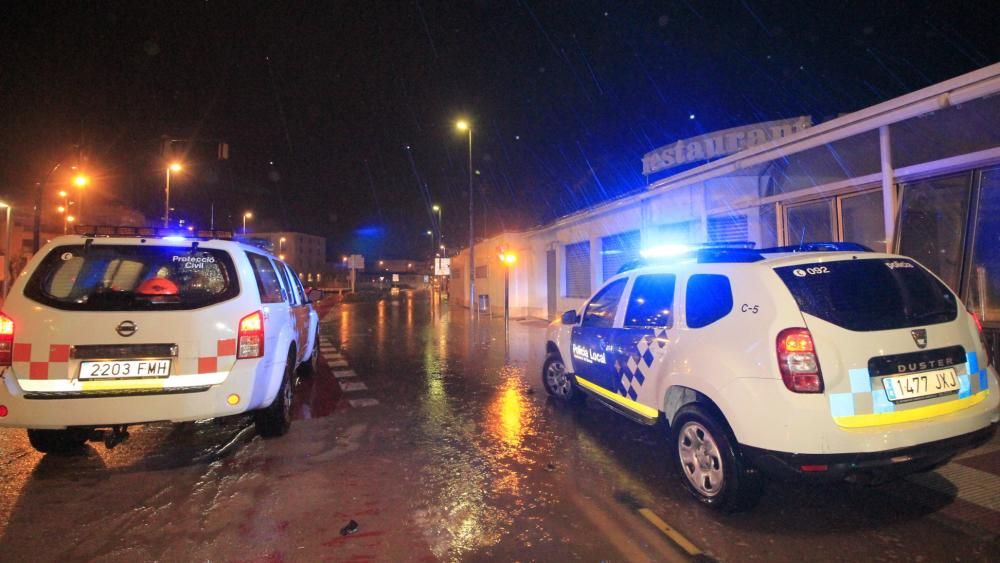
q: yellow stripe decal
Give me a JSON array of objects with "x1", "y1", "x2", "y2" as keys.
[
  {"x1": 574, "y1": 375, "x2": 660, "y2": 420},
  {"x1": 638, "y1": 508, "x2": 703, "y2": 556},
  {"x1": 834, "y1": 390, "x2": 989, "y2": 428},
  {"x1": 81, "y1": 379, "x2": 166, "y2": 392}
]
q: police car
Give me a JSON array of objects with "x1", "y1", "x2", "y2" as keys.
[
  {"x1": 0, "y1": 226, "x2": 320, "y2": 453},
  {"x1": 543, "y1": 243, "x2": 999, "y2": 511}
]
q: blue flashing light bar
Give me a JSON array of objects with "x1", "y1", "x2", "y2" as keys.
[{"x1": 73, "y1": 225, "x2": 234, "y2": 240}]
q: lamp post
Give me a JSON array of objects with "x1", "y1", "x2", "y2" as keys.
[
  {"x1": 0, "y1": 201, "x2": 11, "y2": 297},
  {"x1": 72, "y1": 174, "x2": 88, "y2": 224},
  {"x1": 163, "y1": 162, "x2": 183, "y2": 227},
  {"x1": 498, "y1": 250, "x2": 517, "y2": 333},
  {"x1": 426, "y1": 230, "x2": 434, "y2": 259},
  {"x1": 432, "y1": 204, "x2": 442, "y2": 254},
  {"x1": 243, "y1": 211, "x2": 253, "y2": 234},
  {"x1": 456, "y1": 120, "x2": 474, "y2": 317}
]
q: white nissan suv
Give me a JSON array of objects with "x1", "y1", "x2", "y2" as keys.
[
  {"x1": 543, "y1": 243, "x2": 999, "y2": 511},
  {"x1": 0, "y1": 226, "x2": 320, "y2": 453}
]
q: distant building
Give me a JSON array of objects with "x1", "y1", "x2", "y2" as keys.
[{"x1": 255, "y1": 231, "x2": 326, "y2": 284}]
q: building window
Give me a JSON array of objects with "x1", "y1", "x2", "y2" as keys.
[
  {"x1": 565, "y1": 241, "x2": 591, "y2": 298},
  {"x1": 601, "y1": 230, "x2": 641, "y2": 281},
  {"x1": 839, "y1": 189, "x2": 885, "y2": 251},
  {"x1": 965, "y1": 167, "x2": 1000, "y2": 324},
  {"x1": 897, "y1": 172, "x2": 972, "y2": 290},
  {"x1": 475, "y1": 265, "x2": 488, "y2": 279},
  {"x1": 784, "y1": 201, "x2": 833, "y2": 245}
]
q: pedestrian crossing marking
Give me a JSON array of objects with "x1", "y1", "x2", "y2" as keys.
[
  {"x1": 349, "y1": 398, "x2": 379, "y2": 408},
  {"x1": 322, "y1": 353, "x2": 343, "y2": 361},
  {"x1": 328, "y1": 359, "x2": 349, "y2": 368},
  {"x1": 333, "y1": 370, "x2": 357, "y2": 379},
  {"x1": 338, "y1": 381, "x2": 368, "y2": 392}
]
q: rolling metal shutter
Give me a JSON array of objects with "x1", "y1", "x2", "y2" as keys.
[
  {"x1": 601, "y1": 230, "x2": 641, "y2": 281},
  {"x1": 708, "y1": 214, "x2": 749, "y2": 242},
  {"x1": 564, "y1": 241, "x2": 591, "y2": 298}
]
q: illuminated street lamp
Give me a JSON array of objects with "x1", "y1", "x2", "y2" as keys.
[
  {"x1": 163, "y1": 162, "x2": 183, "y2": 227},
  {"x1": 455, "y1": 119, "x2": 474, "y2": 317},
  {"x1": 431, "y1": 204, "x2": 442, "y2": 253},
  {"x1": 72, "y1": 174, "x2": 88, "y2": 224},
  {"x1": 243, "y1": 211, "x2": 253, "y2": 234},
  {"x1": 498, "y1": 249, "x2": 517, "y2": 331}
]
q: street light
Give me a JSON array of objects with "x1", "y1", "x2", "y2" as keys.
[
  {"x1": 498, "y1": 250, "x2": 517, "y2": 332},
  {"x1": 0, "y1": 201, "x2": 11, "y2": 297},
  {"x1": 432, "y1": 204, "x2": 442, "y2": 254},
  {"x1": 164, "y1": 162, "x2": 183, "y2": 228},
  {"x1": 72, "y1": 174, "x2": 88, "y2": 224},
  {"x1": 456, "y1": 119, "x2": 474, "y2": 317},
  {"x1": 243, "y1": 211, "x2": 253, "y2": 234}
]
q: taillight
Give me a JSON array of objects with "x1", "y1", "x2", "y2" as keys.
[
  {"x1": 0, "y1": 313, "x2": 14, "y2": 367},
  {"x1": 970, "y1": 311, "x2": 992, "y2": 367},
  {"x1": 237, "y1": 311, "x2": 264, "y2": 359},
  {"x1": 776, "y1": 327, "x2": 824, "y2": 393}
]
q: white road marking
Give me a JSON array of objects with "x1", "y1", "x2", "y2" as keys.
[
  {"x1": 322, "y1": 353, "x2": 343, "y2": 361},
  {"x1": 328, "y1": 359, "x2": 349, "y2": 368},
  {"x1": 333, "y1": 370, "x2": 357, "y2": 379},
  {"x1": 348, "y1": 398, "x2": 380, "y2": 408},
  {"x1": 338, "y1": 381, "x2": 368, "y2": 392}
]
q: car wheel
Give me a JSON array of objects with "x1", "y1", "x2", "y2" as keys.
[
  {"x1": 298, "y1": 329, "x2": 321, "y2": 377},
  {"x1": 255, "y1": 354, "x2": 294, "y2": 438},
  {"x1": 672, "y1": 405, "x2": 762, "y2": 512},
  {"x1": 27, "y1": 428, "x2": 89, "y2": 455},
  {"x1": 542, "y1": 353, "x2": 584, "y2": 403}
]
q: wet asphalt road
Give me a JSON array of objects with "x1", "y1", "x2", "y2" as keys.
[{"x1": 0, "y1": 292, "x2": 997, "y2": 561}]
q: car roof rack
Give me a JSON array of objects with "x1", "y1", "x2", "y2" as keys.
[
  {"x1": 616, "y1": 241, "x2": 873, "y2": 274},
  {"x1": 73, "y1": 225, "x2": 235, "y2": 240}
]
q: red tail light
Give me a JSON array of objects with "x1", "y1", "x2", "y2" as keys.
[
  {"x1": 0, "y1": 313, "x2": 14, "y2": 367},
  {"x1": 237, "y1": 311, "x2": 264, "y2": 359},
  {"x1": 777, "y1": 327, "x2": 824, "y2": 393},
  {"x1": 970, "y1": 311, "x2": 992, "y2": 367}
]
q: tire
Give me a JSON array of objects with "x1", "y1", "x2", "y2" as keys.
[
  {"x1": 27, "y1": 428, "x2": 89, "y2": 455},
  {"x1": 297, "y1": 328, "x2": 321, "y2": 377},
  {"x1": 542, "y1": 353, "x2": 584, "y2": 403},
  {"x1": 255, "y1": 354, "x2": 294, "y2": 438},
  {"x1": 672, "y1": 405, "x2": 762, "y2": 512}
]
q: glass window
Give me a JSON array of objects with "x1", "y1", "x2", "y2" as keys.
[
  {"x1": 708, "y1": 214, "x2": 748, "y2": 242},
  {"x1": 965, "y1": 167, "x2": 1000, "y2": 324},
  {"x1": 624, "y1": 274, "x2": 676, "y2": 328},
  {"x1": 774, "y1": 258, "x2": 957, "y2": 331},
  {"x1": 840, "y1": 189, "x2": 885, "y2": 251},
  {"x1": 272, "y1": 258, "x2": 293, "y2": 303},
  {"x1": 891, "y1": 95, "x2": 1000, "y2": 169},
  {"x1": 247, "y1": 252, "x2": 285, "y2": 304},
  {"x1": 602, "y1": 230, "x2": 641, "y2": 281},
  {"x1": 767, "y1": 131, "x2": 882, "y2": 195},
  {"x1": 685, "y1": 274, "x2": 733, "y2": 328},
  {"x1": 25, "y1": 244, "x2": 238, "y2": 311},
  {"x1": 758, "y1": 204, "x2": 778, "y2": 248},
  {"x1": 565, "y1": 241, "x2": 591, "y2": 298},
  {"x1": 785, "y1": 200, "x2": 833, "y2": 245},
  {"x1": 897, "y1": 172, "x2": 972, "y2": 290},
  {"x1": 286, "y1": 264, "x2": 308, "y2": 304},
  {"x1": 581, "y1": 279, "x2": 627, "y2": 328}
]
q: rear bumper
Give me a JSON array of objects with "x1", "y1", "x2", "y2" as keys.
[
  {"x1": 0, "y1": 362, "x2": 275, "y2": 429},
  {"x1": 744, "y1": 422, "x2": 997, "y2": 482}
]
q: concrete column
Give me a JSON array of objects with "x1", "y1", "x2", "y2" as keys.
[{"x1": 880, "y1": 125, "x2": 897, "y2": 253}]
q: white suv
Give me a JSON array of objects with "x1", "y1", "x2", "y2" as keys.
[
  {"x1": 544, "y1": 244, "x2": 998, "y2": 511},
  {"x1": 0, "y1": 226, "x2": 319, "y2": 453}
]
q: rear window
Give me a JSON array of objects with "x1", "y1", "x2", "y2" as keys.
[
  {"x1": 25, "y1": 244, "x2": 238, "y2": 311},
  {"x1": 773, "y1": 258, "x2": 957, "y2": 331}
]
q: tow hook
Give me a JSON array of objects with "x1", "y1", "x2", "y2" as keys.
[{"x1": 102, "y1": 425, "x2": 130, "y2": 449}]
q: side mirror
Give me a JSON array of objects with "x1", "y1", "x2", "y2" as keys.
[
  {"x1": 561, "y1": 309, "x2": 580, "y2": 325},
  {"x1": 307, "y1": 288, "x2": 323, "y2": 303}
]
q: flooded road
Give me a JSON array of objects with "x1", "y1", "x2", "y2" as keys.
[{"x1": 0, "y1": 293, "x2": 997, "y2": 561}]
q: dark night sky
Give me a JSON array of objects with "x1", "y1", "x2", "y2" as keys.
[{"x1": 1, "y1": 1, "x2": 997, "y2": 258}]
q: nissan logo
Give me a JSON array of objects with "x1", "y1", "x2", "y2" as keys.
[{"x1": 116, "y1": 320, "x2": 138, "y2": 337}]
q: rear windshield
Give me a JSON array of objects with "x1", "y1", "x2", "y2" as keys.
[
  {"x1": 25, "y1": 244, "x2": 239, "y2": 311},
  {"x1": 773, "y1": 258, "x2": 957, "y2": 331}
]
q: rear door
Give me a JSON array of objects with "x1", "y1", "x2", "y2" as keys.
[
  {"x1": 570, "y1": 278, "x2": 627, "y2": 390},
  {"x1": 246, "y1": 252, "x2": 291, "y2": 366},
  {"x1": 772, "y1": 257, "x2": 985, "y2": 426}
]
